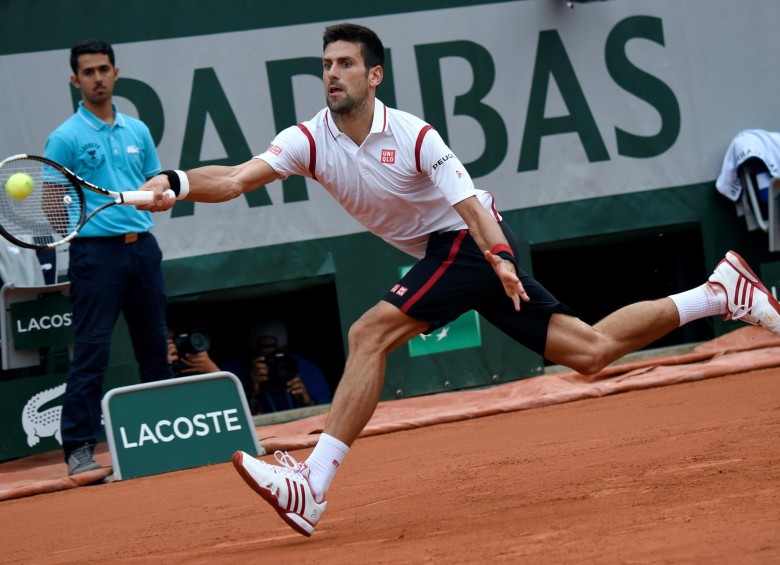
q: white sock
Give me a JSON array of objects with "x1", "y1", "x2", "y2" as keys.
[
  {"x1": 305, "y1": 433, "x2": 349, "y2": 501},
  {"x1": 669, "y1": 283, "x2": 726, "y2": 326}
]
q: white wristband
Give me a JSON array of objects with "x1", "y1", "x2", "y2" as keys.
[{"x1": 174, "y1": 170, "x2": 189, "y2": 200}]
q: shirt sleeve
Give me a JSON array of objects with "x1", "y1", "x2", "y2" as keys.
[
  {"x1": 255, "y1": 124, "x2": 313, "y2": 179},
  {"x1": 417, "y1": 127, "x2": 480, "y2": 207}
]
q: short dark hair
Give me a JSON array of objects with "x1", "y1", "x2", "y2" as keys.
[
  {"x1": 322, "y1": 23, "x2": 385, "y2": 69},
  {"x1": 70, "y1": 39, "x2": 115, "y2": 74}
]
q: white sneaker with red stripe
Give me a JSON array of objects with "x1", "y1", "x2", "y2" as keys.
[
  {"x1": 708, "y1": 250, "x2": 780, "y2": 334},
  {"x1": 232, "y1": 450, "x2": 327, "y2": 537}
]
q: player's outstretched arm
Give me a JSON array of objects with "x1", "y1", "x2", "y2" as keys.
[{"x1": 137, "y1": 158, "x2": 282, "y2": 211}]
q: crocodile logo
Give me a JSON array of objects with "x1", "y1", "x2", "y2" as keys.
[{"x1": 22, "y1": 383, "x2": 66, "y2": 447}]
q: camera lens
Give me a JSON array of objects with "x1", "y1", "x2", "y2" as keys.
[
  {"x1": 174, "y1": 331, "x2": 211, "y2": 356},
  {"x1": 187, "y1": 332, "x2": 210, "y2": 352}
]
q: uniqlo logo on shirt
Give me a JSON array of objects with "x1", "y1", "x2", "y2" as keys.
[
  {"x1": 267, "y1": 144, "x2": 283, "y2": 156},
  {"x1": 391, "y1": 284, "x2": 408, "y2": 296},
  {"x1": 381, "y1": 149, "x2": 396, "y2": 164}
]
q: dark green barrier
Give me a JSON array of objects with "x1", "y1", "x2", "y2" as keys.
[
  {"x1": 102, "y1": 372, "x2": 261, "y2": 480},
  {"x1": 0, "y1": 366, "x2": 138, "y2": 462}
]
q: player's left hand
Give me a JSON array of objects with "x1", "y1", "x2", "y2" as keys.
[{"x1": 484, "y1": 250, "x2": 530, "y2": 311}]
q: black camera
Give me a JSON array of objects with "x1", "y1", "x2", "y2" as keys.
[
  {"x1": 262, "y1": 349, "x2": 299, "y2": 389},
  {"x1": 171, "y1": 331, "x2": 211, "y2": 375},
  {"x1": 173, "y1": 331, "x2": 211, "y2": 356}
]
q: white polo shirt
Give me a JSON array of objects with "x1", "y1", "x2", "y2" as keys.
[{"x1": 257, "y1": 99, "x2": 501, "y2": 259}]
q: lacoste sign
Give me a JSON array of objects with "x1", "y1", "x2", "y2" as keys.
[
  {"x1": 118, "y1": 408, "x2": 243, "y2": 448},
  {"x1": 102, "y1": 372, "x2": 262, "y2": 480},
  {"x1": 10, "y1": 293, "x2": 73, "y2": 350}
]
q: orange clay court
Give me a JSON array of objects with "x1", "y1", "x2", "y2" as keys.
[{"x1": 0, "y1": 326, "x2": 778, "y2": 564}]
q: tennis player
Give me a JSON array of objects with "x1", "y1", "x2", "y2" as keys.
[{"x1": 141, "y1": 23, "x2": 780, "y2": 537}]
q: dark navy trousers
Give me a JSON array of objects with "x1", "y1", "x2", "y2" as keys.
[{"x1": 60, "y1": 233, "x2": 172, "y2": 459}]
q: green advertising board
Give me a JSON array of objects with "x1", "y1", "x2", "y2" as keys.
[
  {"x1": 9, "y1": 292, "x2": 73, "y2": 350},
  {"x1": 102, "y1": 372, "x2": 262, "y2": 480},
  {"x1": 0, "y1": 366, "x2": 139, "y2": 462}
]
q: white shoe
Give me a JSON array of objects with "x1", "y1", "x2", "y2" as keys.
[
  {"x1": 708, "y1": 250, "x2": 780, "y2": 334},
  {"x1": 232, "y1": 450, "x2": 327, "y2": 537}
]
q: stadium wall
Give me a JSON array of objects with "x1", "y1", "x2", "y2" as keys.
[{"x1": 1, "y1": 0, "x2": 779, "y2": 459}]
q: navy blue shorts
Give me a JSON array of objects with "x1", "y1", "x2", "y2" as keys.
[{"x1": 382, "y1": 223, "x2": 576, "y2": 356}]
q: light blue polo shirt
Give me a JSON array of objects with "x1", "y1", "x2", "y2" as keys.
[{"x1": 43, "y1": 101, "x2": 161, "y2": 237}]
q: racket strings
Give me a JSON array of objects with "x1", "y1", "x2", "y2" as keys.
[{"x1": 0, "y1": 159, "x2": 82, "y2": 245}]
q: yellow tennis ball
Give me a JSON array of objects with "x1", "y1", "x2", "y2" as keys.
[{"x1": 5, "y1": 172, "x2": 35, "y2": 200}]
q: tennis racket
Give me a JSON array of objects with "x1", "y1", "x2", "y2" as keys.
[{"x1": 0, "y1": 154, "x2": 173, "y2": 250}]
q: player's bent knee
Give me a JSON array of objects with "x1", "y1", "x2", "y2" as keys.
[
  {"x1": 347, "y1": 317, "x2": 384, "y2": 353},
  {"x1": 569, "y1": 358, "x2": 609, "y2": 376},
  {"x1": 347, "y1": 303, "x2": 417, "y2": 355},
  {"x1": 547, "y1": 344, "x2": 612, "y2": 376}
]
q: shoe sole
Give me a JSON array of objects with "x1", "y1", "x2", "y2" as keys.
[
  {"x1": 231, "y1": 451, "x2": 314, "y2": 537},
  {"x1": 722, "y1": 250, "x2": 780, "y2": 315}
]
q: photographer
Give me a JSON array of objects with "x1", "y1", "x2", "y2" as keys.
[
  {"x1": 246, "y1": 319, "x2": 333, "y2": 414},
  {"x1": 167, "y1": 327, "x2": 220, "y2": 377}
]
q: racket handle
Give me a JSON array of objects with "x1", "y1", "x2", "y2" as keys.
[{"x1": 122, "y1": 189, "x2": 176, "y2": 204}]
